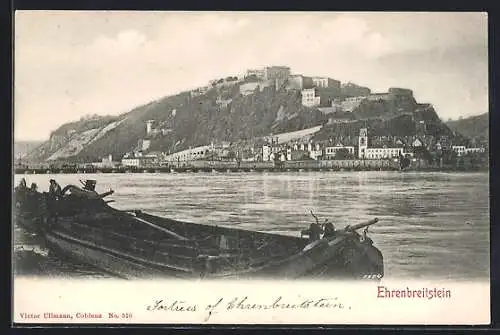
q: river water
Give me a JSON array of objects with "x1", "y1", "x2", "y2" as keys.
[{"x1": 13, "y1": 171, "x2": 490, "y2": 280}]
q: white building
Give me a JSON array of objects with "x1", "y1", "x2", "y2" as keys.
[
  {"x1": 358, "y1": 128, "x2": 368, "y2": 159},
  {"x1": 216, "y1": 97, "x2": 232, "y2": 109},
  {"x1": 301, "y1": 88, "x2": 320, "y2": 107},
  {"x1": 137, "y1": 139, "x2": 151, "y2": 151},
  {"x1": 91, "y1": 154, "x2": 117, "y2": 168},
  {"x1": 312, "y1": 77, "x2": 329, "y2": 88},
  {"x1": 262, "y1": 145, "x2": 271, "y2": 161},
  {"x1": 364, "y1": 148, "x2": 406, "y2": 159},
  {"x1": 121, "y1": 157, "x2": 140, "y2": 167},
  {"x1": 311, "y1": 77, "x2": 340, "y2": 89},
  {"x1": 453, "y1": 146, "x2": 485, "y2": 156},
  {"x1": 452, "y1": 146, "x2": 466, "y2": 156},
  {"x1": 165, "y1": 145, "x2": 213, "y2": 162},
  {"x1": 412, "y1": 138, "x2": 424, "y2": 147},
  {"x1": 309, "y1": 149, "x2": 323, "y2": 160},
  {"x1": 121, "y1": 151, "x2": 159, "y2": 167},
  {"x1": 325, "y1": 145, "x2": 355, "y2": 158},
  {"x1": 146, "y1": 120, "x2": 154, "y2": 135},
  {"x1": 465, "y1": 147, "x2": 486, "y2": 154},
  {"x1": 358, "y1": 128, "x2": 410, "y2": 159}
]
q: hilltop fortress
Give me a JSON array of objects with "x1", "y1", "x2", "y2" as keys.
[{"x1": 192, "y1": 65, "x2": 414, "y2": 113}]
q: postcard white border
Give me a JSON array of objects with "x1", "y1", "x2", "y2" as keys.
[{"x1": 13, "y1": 278, "x2": 490, "y2": 325}]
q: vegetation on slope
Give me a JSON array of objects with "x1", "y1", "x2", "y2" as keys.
[{"x1": 446, "y1": 113, "x2": 488, "y2": 140}]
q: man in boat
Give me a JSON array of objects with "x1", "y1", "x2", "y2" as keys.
[
  {"x1": 16, "y1": 178, "x2": 27, "y2": 191},
  {"x1": 360, "y1": 227, "x2": 373, "y2": 244},
  {"x1": 322, "y1": 219, "x2": 336, "y2": 239},
  {"x1": 15, "y1": 178, "x2": 28, "y2": 208},
  {"x1": 29, "y1": 182, "x2": 38, "y2": 193},
  {"x1": 49, "y1": 179, "x2": 62, "y2": 197},
  {"x1": 303, "y1": 211, "x2": 324, "y2": 243},
  {"x1": 47, "y1": 179, "x2": 62, "y2": 225}
]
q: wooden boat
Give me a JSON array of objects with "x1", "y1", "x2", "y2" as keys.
[{"x1": 14, "y1": 181, "x2": 384, "y2": 280}]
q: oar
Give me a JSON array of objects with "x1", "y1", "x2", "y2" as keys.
[{"x1": 129, "y1": 212, "x2": 189, "y2": 241}]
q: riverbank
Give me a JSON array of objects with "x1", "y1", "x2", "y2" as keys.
[{"x1": 14, "y1": 160, "x2": 487, "y2": 175}]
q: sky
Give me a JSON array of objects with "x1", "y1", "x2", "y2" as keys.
[{"x1": 14, "y1": 11, "x2": 488, "y2": 141}]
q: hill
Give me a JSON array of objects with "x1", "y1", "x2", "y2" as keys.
[
  {"x1": 445, "y1": 113, "x2": 488, "y2": 140},
  {"x1": 24, "y1": 77, "x2": 458, "y2": 163},
  {"x1": 24, "y1": 79, "x2": 328, "y2": 162},
  {"x1": 14, "y1": 140, "x2": 43, "y2": 159}
]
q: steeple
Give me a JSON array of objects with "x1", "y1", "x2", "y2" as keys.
[{"x1": 358, "y1": 128, "x2": 368, "y2": 159}]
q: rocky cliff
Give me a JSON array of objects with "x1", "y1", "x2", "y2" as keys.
[{"x1": 14, "y1": 140, "x2": 43, "y2": 159}]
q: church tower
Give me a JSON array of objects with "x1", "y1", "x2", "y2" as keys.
[{"x1": 358, "y1": 128, "x2": 368, "y2": 159}]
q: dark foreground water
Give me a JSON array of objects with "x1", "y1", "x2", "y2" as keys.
[{"x1": 13, "y1": 171, "x2": 490, "y2": 280}]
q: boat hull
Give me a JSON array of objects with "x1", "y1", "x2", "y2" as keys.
[
  {"x1": 38, "y1": 211, "x2": 383, "y2": 280},
  {"x1": 44, "y1": 231, "x2": 187, "y2": 279},
  {"x1": 14, "y1": 191, "x2": 384, "y2": 280}
]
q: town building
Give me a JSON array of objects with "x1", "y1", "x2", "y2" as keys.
[
  {"x1": 146, "y1": 120, "x2": 155, "y2": 135},
  {"x1": 312, "y1": 77, "x2": 341, "y2": 89},
  {"x1": 452, "y1": 146, "x2": 485, "y2": 156},
  {"x1": 301, "y1": 88, "x2": 321, "y2": 107},
  {"x1": 246, "y1": 68, "x2": 266, "y2": 80},
  {"x1": 216, "y1": 96, "x2": 232, "y2": 109},
  {"x1": 121, "y1": 153, "x2": 140, "y2": 167},
  {"x1": 366, "y1": 88, "x2": 414, "y2": 102},
  {"x1": 452, "y1": 146, "x2": 466, "y2": 156},
  {"x1": 465, "y1": 147, "x2": 486, "y2": 154},
  {"x1": 245, "y1": 66, "x2": 291, "y2": 82},
  {"x1": 262, "y1": 139, "x2": 288, "y2": 161},
  {"x1": 287, "y1": 75, "x2": 314, "y2": 90},
  {"x1": 324, "y1": 144, "x2": 356, "y2": 158},
  {"x1": 358, "y1": 128, "x2": 411, "y2": 159},
  {"x1": 264, "y1": 66, "x2": 291, "y2": 81},
  {"x1": 164, "y1": 144, "x2": 214, "y2": 162},
  {"x1": 91, "y1": 154, "x2": 117, "y2": 169},
  {"x1": 262, "y1": 145, "x2": 271, "y2": 161},
  {"x1": 309, "y1": 148, "x2": 323, "y2": 160},
  {"x1": 137, "y1": 139, "x2": 151, "y2": 152},
  {"x1": 121, "y1": 152, "x2": 159, "y2": 167},
  {"x1": 317, "y1": 87, "x2": 342, "y2": 107},
  {"x1": 412, "y1": 138, "x2": 424, "y2": 147}
]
